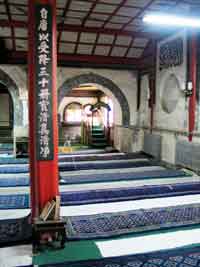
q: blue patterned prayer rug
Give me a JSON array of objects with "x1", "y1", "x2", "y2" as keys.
[
  {"x1": 0, "y1": 158, "x2": 28, "y2": 164},
  {"x1": 0, "y1": 161, "x2": 154, "y2": 173},
  {"x1": 32, "y1": 246, "x2": 200, "y2": 267},
  {"x1": 0, "y1": 169, "x2": 189, "y2": 187},
  {"x1": 0, "y1": 153, "x2": 142, "y2": 164},
  {"x1": 0, "y1": 215, "x2": 31, "y2": 244},
  {"x1": 59, "y1": 161, "x2": 155, "y2": 171},
  {"x1": 65, "y1": 203, "x2": 200, "y2": 240},
  {"x1": 60, "y1": 169, "x2": 189, "y2": 185},
  {"x1": 0, "y1": 176, "x2": 29, "y2": 187},
  {"x1": 0, "y1": 165, "x2": 29, "y2": 173},
  {"x1": 58, "y1": 152, "x2": 149, "y2": 162},
  {"x1": 1, "y1": 182, "x2": 200, "y2": 209},
  {"x1": 60, "y1": 182, "x2": 200, "y2": 205},
  {"x1": 0, "y1": 194, "x2": 29, "y2": 209}
]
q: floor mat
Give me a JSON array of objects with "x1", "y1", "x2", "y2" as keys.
[
  {"x1": 0, "y1": 215, "x2": 31, "y2": 244},
  {"x1": 59, "y1": 160, "x2": 154, "y2": 172},
  {"x1": 58, "y1": 152, "x2": 149, "y2": 162},
  {"x1": 0, "y1": 177, "x2": 29, "y2": 187},
  {"x1": 60, "y1": 169, "x2": 189, "y2": 185},
  {"x1": 0, "y1": 194, "x2": 29, "y2": 209},
  {"x1": 1, "y1": 183, "x2": 200, "y2": 209},
  {"x1": 0, "y1": 169, "x2": 189, "y2": 187},
  {"x1": 65, "y1": 203, "x2": 200, "y2": 240},
  {"x1": 60, "y1": 182, "x2": 200, "y2": 205},
  {"x1": 35, "y1": 246, "x2": 200, "y2": 267},
  {"x1": 0, "y1": 160, "x2": 153, "y2": 173}
]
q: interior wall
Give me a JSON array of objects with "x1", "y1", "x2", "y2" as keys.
[
  {"x1": 57, "y1": 68, "x2": 137, "y2": 126},
  {"x1": 0, "y1": 66, "x2": 27, "y2": 139},
  {"x1": 0, "y1": 66, "x2": 137, "y2": 145},
  {"x1": 132, "y1": 30, "x2": 200, "y2": 169},
  {"x1": 0, "y1": 94, "x2": 10, "y2": 127},
  {"x1": 113, "y1": 30, "x2": 200, "y2": 168},
  {"x1": 129, "y1": 31, "x2": 189, "y2": 164}
]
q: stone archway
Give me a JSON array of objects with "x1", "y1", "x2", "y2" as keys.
[
  {"x1": 0, "y1": 69, "x2": 23, "y2": 127},
  {"x1": 58, "y1": 73, "x2": 130, "y2": 126}
]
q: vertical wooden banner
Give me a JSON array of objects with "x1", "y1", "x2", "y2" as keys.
[{"x1": 28, "y1": 0, "x2": 59, "y2": 220}]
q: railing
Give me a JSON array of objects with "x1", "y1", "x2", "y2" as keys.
[{"x1": 82, "y1": 121, "x2": 92, "y2": 146}]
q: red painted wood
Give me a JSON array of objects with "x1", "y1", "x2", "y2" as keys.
[
  {"x1": 28, "y1": 0, "x2": 38, "y2": 220},
  {"x1": 28, "y1": 0, "x2": 59, "y2": 219},
  {"x1": 189, "y1": 33, "x2": 197, "y2": 142}
]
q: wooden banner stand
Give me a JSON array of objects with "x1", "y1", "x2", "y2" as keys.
[{"x1": 28, "y1": 0, "x2": 65, "y2": 250}]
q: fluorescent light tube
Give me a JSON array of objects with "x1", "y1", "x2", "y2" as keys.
[{"x1": 143, "y1": 14, "x2": 200, "y2": 28}]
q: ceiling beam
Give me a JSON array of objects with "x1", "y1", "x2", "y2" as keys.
[
  {"x1": 101, "y1": 0, "x2": 127, "y2": 28},
  {"x1": 67, "y1": 90, "x2": 103, "y2": 98},
  {"x1": 0, "y1": 19, "x2": 165, "y2": 39},
  {"x1": 59, "y1": 24, "x2": 156, "y2": 39},
  {"x1": 121, "y1": 0, "x2": 155, "y2": 30},
  {"x1": 6, "y1": 50, "x2": 142, "y2": 66}
]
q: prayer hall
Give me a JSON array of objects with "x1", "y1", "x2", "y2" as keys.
[{"x1": 1, "y1": 0, "x2": 200, "y2": 266}]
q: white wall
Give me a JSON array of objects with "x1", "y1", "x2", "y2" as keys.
[
  {"x1": 57, "y1": 68, "x2": 137, "y2": 125},
  {"x1": 155, "y1": 30, "x2": 188, "y2": 131},
  {"x1": 0, "y1": 66, "x2": 137, "y2": 143}
]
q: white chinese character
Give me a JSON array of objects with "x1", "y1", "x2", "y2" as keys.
[
  {"x1": 38, "y1": 78, "x2": 49, "y2": 88},
  {"x1": 39, "y1": 88, "x2": 50, "y2": 100},
  {"x1": 38, "y1": 41, "x2": 49, "y2": 54},
  {"x1": 40, "y1": 123, "x2": 49, "y2": 135},
  {"x1": 39, "y1": 100, "x2": 49, "y2": 112},
  {"x1": 38, "y1": 19, "x2": 47, "y2": 31},
  {"x1": 39, "y1": 67, "x2": 49, "y2": 77},
  {"x1": 40, "y1": 8, "x2": 48, "y2": 19},
  {"x1": 39, "y1": 112, "x2": 49, "y2": 123},
  {"x1": 40, "y1": 135, "x2": 49, "y2": 146},
  {"x1": 39, "y1": 33, "x2": 49, "y2": 42},
  {"x1": 39, "y1": 54, "x2": 50, "y2": 65},
  {"x1": 40, "y1": 146, "x2": 50, "y2": 158}
]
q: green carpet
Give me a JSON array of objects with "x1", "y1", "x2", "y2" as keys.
[
  {"x1": 33, "y1": 224, "x2": 200, "y2": 265},
  {"x1": 33, "y1": 240, "x2": 102, "y2": 265}
]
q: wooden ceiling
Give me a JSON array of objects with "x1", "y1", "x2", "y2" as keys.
[{"x1": 0, "y1": 0, "x2": 199, "y2": 68}]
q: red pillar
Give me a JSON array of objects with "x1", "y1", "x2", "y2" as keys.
[
  {"x1": 28, "y1": 0, "x2": 59, "y2": 220},
  {"x1": 188, "y1": 33, "x2": 197, "y2": 142}
]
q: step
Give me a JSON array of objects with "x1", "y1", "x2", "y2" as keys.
[
  {"x1": 91, "y1": 142, "x2": 108, "y2": 147},
  {"x1": 92, "y1": 132, "x2": 104, "y2": 136},
  {"x1": 92, "y1": 129, "x2": 104, "y2": 132},
  {"x1": 91, "y1": 137, "x2": 107, "y2": 143}
]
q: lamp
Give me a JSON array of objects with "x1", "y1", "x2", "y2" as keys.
[
  {"x1": 143, "y1": 14, "x2": 200, "y2": 28},
  {"x1": 184, "y1": 81, "x2": 193, "y2": 97}
]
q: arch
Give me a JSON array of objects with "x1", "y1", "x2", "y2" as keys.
[
  {"x1": 83, "y1": 103, "x2": 93, "y2": 115},
  {"x1": 63, "y1": 101, "x2": 82, "y2": 123},
  {"x1": 0, "y1": 83, "x2": 14, "y2": 128},
  {"x1": 58, "y1": 73, "x2": 130, "y2": 126},
  {"x1": 91, "y1": 101, "x2": 111, "y2": 112},
  {"x1": 0, "y1": 69, "x2": 23, "y2": 126}
]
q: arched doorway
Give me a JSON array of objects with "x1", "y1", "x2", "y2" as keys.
[
  {"x1": 0, "y1": 69, "x2": 23, "y2": 128},
  {"x1": 0, "y1": 83, "x2": 13, "y2": 140},
  {"x1": 58, "y1": 73, "x2": 130, "y2": 126},
  {"x1": 0, "y1": 69, "x2": 23, "y2": 154}
]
